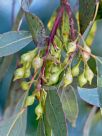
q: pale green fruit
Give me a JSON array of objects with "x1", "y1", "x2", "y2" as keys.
[
  {"x1": 21, "y1": 81, "x2": 29, "y2": 91},
  {"x1": 67, "y1": 42, "x2": 76, "y2": 53},
  {"x1": 63, "y1": 68, "x2": 73, "y2": 87},
  {"x1": 78, "y1": 72, "x2": 87, "y2": 87},
  {"x1": 25, "y1": 96, "x2": 35, "y2": 107},
  {"x1": 14, "y1": 67, "x2": 25, "y2": 80},
  {"x1": 21, "y1": 48, "x2": 38, "y2": 63},
  {"x1": 72, "y1": 63, "x2": 80, "y2": 77},
  {"x1": 32, "y1": 56, "x2": 43, "y2": 70},
  {"x1": 24, "y1": 69, "x2": 31, "y2": 78},
  {"x1": 85, "y1": 65, "x2": 94, "y2": 85},
  {"x1": 83, "y1": 45, "x2": 91, "y2": 61},
  {"x1": 35, "y1": 103, "x2": 43, "y2": 120}
]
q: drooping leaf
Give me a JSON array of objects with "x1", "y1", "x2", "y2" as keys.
[
  {"x1": 37, "y1": 118, "x2": 45, "y2": 136},
  {"x1": 0, "y1": 92, "x2": 28, "y2": 136},
  {"x1": 79, "y1": 0, "x2": 96, "y2": 34},
  {"x1": 45, "y1": 90, "x2": 68, "y2": 136},
  {"x1": 60, "y1": 86, "x2": 79, "y2": 127},
  {"x1": 96, "y1": 56, "x2": 102, "y2": 107},
  {"x1": 44, "y1": 113, "x2": 52, "y2": 136},
  {"x1": 25, "y1": 12, "x2": 46, "y2": 48},
  {"x1": 78, "y1": 87, "x2": 99, "y2": 107},
  {"x1": 0, "y1": 31, "x2": 32, "y2": 57}
]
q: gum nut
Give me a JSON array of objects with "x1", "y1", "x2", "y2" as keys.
[
  {"x1": 21, "y1": 81, "x2": 29, "y2": 91},
  {"x1": 85, "y1": 65, "x2": 94, "y2": 84},
  {"x1": 35, "y1": 103, "x2": 43, "y2": 120},
  {"x1": 21, "y1": 53, "x2": 32, "y2": 63},
  {"x1": 14, "y1": 67, "x2": 25, "y2": 80},
  {"x1": 25, "y1": 96, "x2": 35, "y2": 107},
  {"x1": 47, "y1": 72, "x2": 60, "y2": 85},
  {"x1": 83, "y1": 45, "x2": 91, "y2": 61},
  {"x1": 72, "y1": 64, "x2": 79, "y2": 77},
  {"x1": 67, "y1": 42, "x2": 76, "y2": 53},
  {"x1": 24, "y1": 69, "x2": 31, "y2": 78},
  {"x1": 78, "y1": 73, "x2": 87, "y2": 87},
  {"x1": 32, "y1": 56, "x2": 43, "y2": 70},
  {"x1": 63, "y1": 71, "x2": 73, "y2": 87}
]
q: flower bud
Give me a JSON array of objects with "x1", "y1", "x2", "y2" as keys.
[
  {"x1": 85, "y1": 64, "x2": 94, "y2": 85},
  {"x1": 32, "y1": 56, "x2": 43, "y2": 70},
  {"x1": 14, "y1": 67, "x2": 25, "y2": 81},
  {"x1": 35, "y1": 103, "x2": 43, "y2": 120},
  {"x1": 78, "y1": 72, "x2": 87, "y2": 87},
  {"x1": 21, "y1": 81, "x2": 29, "y2": 91},
  {"x1": 72, "y1": 63, "x2": 80, "y2": 77},
  {"x1": 67, "y1": 42, "x2": 76, "y2": 53},
  {"x1": 63, "y1": 68, "x2": 73, "y2": 87},
  {"x1": 83, "y1": 45, "x2": 91, "y2": 61},
  {"x1": 25, "y1": 96, "x2": 35, "y2": 107}
]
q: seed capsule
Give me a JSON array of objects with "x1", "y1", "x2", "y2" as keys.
[
  {"x1": 72, "y1": 62, "x2": 80, "y2": 77},
  {"x1": 67, "y1": 42, "x2": 76, "y2": 53},
  {"x1": 14, "y1": 67, "x2": 25, "y2": 81},
  {"x1": 21, "y1": 81, "x2": 29, "y2": 91},
  {"x1": 25, "y1": 96, "x2": 35, "y2": 107},
  {"x1": 85, "y1": 64, "x2": 94, "y2": 85},
  {"x1": 83, "y1": 45, "x2": 91, "y2": 61},
  {"x1": 78, "y1": 72, "x2": 87, "y2": 87},
  {"x1": 24, "y1": 69, "x2": 31, "y2": 78},
  {"x1": 35, "y1": 103, "x2": 43, "y2": 120},
  {"x1": 32, "y1": 56, "x2": 43, "y2": 70},
  {"x1": 63, "y1": 68, "x2": 73, "y2": 87}
]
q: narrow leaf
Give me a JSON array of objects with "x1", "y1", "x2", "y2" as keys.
[
  {"x1": 60, "y1": 86, "x2": 79, "y2": 127},
  {"x1": 37, "y1": 118, "x2": 45, "y2": 136},
  {"x1": 45, "y1": 90, "x2": 68, "y2": 136},
  {"x1": 0, "y1": 31, "x2": 32, "y2": 57},
  {"x1": 96, "y1": 56, "x2": 102, "y2": 107}
]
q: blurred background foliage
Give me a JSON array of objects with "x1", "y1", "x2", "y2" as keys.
[{"x1": 0, "y1": 0, "x2": 102, "y2": 136}]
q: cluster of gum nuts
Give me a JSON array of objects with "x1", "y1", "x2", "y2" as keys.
[{"x1": 14, "y1": 40, "x2": 94, "y2": 119}]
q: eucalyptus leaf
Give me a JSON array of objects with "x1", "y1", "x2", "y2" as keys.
[
  {"x1": 79, "y1": 0, "x2": 96, "y2": 34},
  {"x1": 45, "y1": 90, "x2": 68, "y2": 136},
  {"x1": 0, "y1": 31, "x2": 32, "y2": 57},
  {"x1": 60, "y1": 86, "x2": 79, "y2": 127},
  {"x1": 96, "y1": 56, "x2": 102, "y2": 107},
  {"x1": 78, "y1": 87, "x2": 99, "y2": 107},
  {"x1": 25, "y1": 12, "x2": 46, "y2": 48},
  {"x1": 37, "y1": 118, "x2": 45, "y2": 136}
]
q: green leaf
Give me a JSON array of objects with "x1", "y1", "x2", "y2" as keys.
[
  {"x1": 60, "y1": 86, "x2": 79, "y2": 127},
  {"x1": 45, "y1": 90, "x2": 68, "y2": 136},
  {"x1": 37, "y1": 118, "x2": 45, "y2": 136},
  {"x1": 79, "y1": 0, "x2": 96, "y2": 34},
  {"x1": 96, "y1": 56, "x2": 102, "y2": 108},
  {"x1": 0, "y1": 92, "x2": 28, "y2": 136},
  {"x1": 25, "y1": 12, "x2": 46, "y2": 48},
  {"x1": 78, "y1": 87, "x2": 99, "y2": 107},
  {"x1": 44, "y1": 113, "x2": 52, "y2": 136},
  {"x1": 0, "y1": 31, "x2": 32, "y2": 57}
]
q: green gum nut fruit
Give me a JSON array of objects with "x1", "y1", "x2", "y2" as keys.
[
  {"x1": 72, "y1": 62, "x2": 80, "y2": 77},
  {"x1": 21, "y1": 81, "x2": 29, "y2": 91},
  {"x1": 63, "y1": 68, "x2": 73, "y2": 87},
  {"x1": 24, "y1": 69, "x2": 31, "y2": 78},
  {"x1": 14, "y1": 67, "x2": 25, "y2": 81},
  {"x1": 35, "y1": 103, "x2": 43, "y2": 120},
  {"x1": 21, "y1": 48, "x2": 38, "y2": 63},
  {"x1": 67, "y1": 42, "x2": 76, "y2": 53},
  {"x1": 32, "y1": 56, "x2": 43, "y2": 70},
  {"x1": 47, "y1": 70, "x2": 62, "y2": 86},
  {"x1": 85, "y1": 64, "x2": 94, "y2": 85},
  {"x1": 25, "y1": 96, "x2": 35, "y2": 107},
  {"x1": 78, "y1": 72, "x2": 87, "y2": 87},
  {"x1": 83, "y1": 45, "x2": 91, "y2": 61}
]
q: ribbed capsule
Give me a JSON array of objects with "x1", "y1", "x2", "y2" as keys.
[
  {"x1": 72, "y1": 62, "x2": 80, "y2": 77},
  {"x1": 25, "y1": 96, "x2": 35, "y2": 107},
  {"x1": 78, "y1": 72, "x2": 87, "y2": 87},
  {"x1": 82, "y1": 45, "x2": 91, "y2": 61},
  {"x1": 21, "y1": 81, "x2": 29, "y2": 91},
  {"x1": 32, "y1": 56, "x2": 43, "y2": 70},
  {"x1": 35, "y1": 103, "x2": 43, "y2": 120},
  {"x1": 67, "y1": 42, "x2": 76, "y2": 54},
  {"x1": 85, "y1": 64, "x2": 94, "y2": 85},
  {"x1": 14, "y1": 67, "x2": 25, "y2": 81}
]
